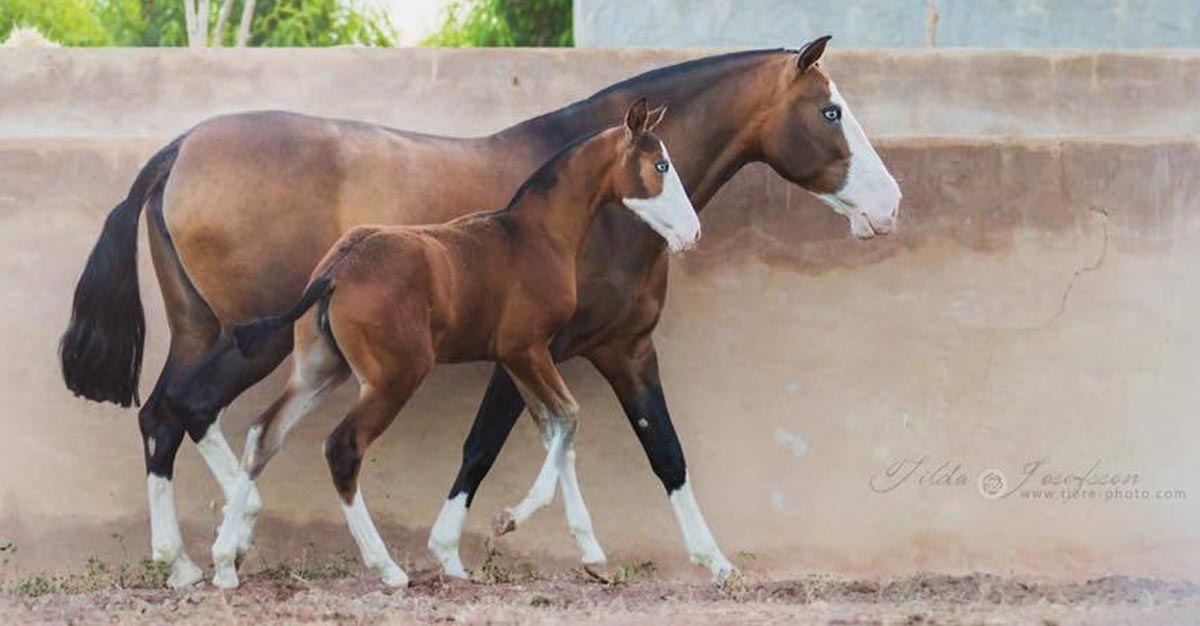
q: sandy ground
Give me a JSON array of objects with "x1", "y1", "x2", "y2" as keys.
[{"x1": 2, "y1": 569, "x2": 1198, "y2": 626}]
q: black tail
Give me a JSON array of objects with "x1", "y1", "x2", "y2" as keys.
[
  {"x1": 233, "y1": 277, "x2": 336, "y2": 359},
  {"x1": 59, "y1": 136, "x2": 184, "y2": 407}
]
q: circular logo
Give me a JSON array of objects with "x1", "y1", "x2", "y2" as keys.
[{"x1": 977, "y1": 468, "x2": 1007, "y2": 500}]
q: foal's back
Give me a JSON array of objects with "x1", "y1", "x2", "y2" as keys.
[{"x1": 316, "y1": 213, "x2": 572, "y2": 364}]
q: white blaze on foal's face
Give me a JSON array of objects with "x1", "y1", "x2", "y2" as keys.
[
  {"x1": 815, "y1": 80, "x2": 902, "y2": 239},
  {"x1": 622, "y1": 142, "x2": 701, "y2": 253}
]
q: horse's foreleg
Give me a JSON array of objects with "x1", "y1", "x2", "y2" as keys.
[
  {"x1": 493, "y1": 349, "x2": 580, "y2": 536},
  {"x1": 588, "y1": 338, "x2": 736, "y2": 582},
  {"x1": 429, "y1": 366, "x2": 527, "y2": 579}
]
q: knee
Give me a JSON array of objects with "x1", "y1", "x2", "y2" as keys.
[{"x1": 324, "y1": 423, "x2": 361, "y2": 498}]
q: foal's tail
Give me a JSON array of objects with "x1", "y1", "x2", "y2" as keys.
[
  {"x1": 233, "y1": 277, "x2": 336, "y2": 359},
  {"x1": 60, "y1": 136, "x2": 185, "y2": 407}
]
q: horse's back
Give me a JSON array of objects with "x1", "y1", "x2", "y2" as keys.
[{"x1": 159, "y1": 111, "x2": 507, "y2": 326}]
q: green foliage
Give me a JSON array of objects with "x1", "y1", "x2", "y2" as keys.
[
  {"x1": 251, "y1": 0, "x2": 395, "y2": 47},
  {"x1": 0, "y1": 0, "x2": 397, "y2": 47},
  {"x1": 424, "y1": 0, "x2": 571, "y2": 48},
  {"x1": 0, "y1": 0, "x2": 113, "y2": 45}
]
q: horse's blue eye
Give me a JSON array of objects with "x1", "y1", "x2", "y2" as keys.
[
  {"x1": 822, "y1": 105, "x2": 842, "y2": 122},
  {"x1": 655, "y1": 161, "x2": 669, "y2": 173}
]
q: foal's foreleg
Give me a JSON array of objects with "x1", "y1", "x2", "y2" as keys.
[{"x1": 492, "y1": 349, "x2": 581, "y2": 536}]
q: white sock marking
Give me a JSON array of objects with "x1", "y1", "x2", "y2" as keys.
[
  {"x1": 558, "y1": 447, "x2": 606, "y2": 565},
  {"x1": 509, "y1": 425, "x2": 566, "y2": 525},
  {"x1": 428, "y1": 493, "x2": 469, "y2": 578},
  {"x1": 669, "y1": 475, "x2": 735, "y2": 580},
  {"x1": 342, "y1": 489, "x2": 408, "y2": 587},
  {"x1": 147, "y1": 475, "x2": 203, "y2": 588}
]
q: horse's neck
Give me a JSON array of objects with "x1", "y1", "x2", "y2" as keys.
[{"x1": 490, "y1": 53, "x2": 783, "y2": 209}]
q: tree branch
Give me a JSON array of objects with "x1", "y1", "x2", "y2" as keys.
[
  {"x1": 236, "y1": 0, "x2": 256, "y2": 47},
  {"x1": 214, "y1": 0, "x2": 235, "y2": 47},
  {"x1": 182, "y1": 0, "x2": 197, "y2": 48}
]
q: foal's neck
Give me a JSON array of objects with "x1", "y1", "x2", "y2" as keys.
[{"x1": 506, "y1": 132, "x2": 617, "y2": 261}]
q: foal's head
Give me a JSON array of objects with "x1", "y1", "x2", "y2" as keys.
[
  {"x1": 756, "y1": 36, "x2": 902, "y2": 239},
  {"x1": 613, "y1": 99, "x2": 701, "y2": 253}
]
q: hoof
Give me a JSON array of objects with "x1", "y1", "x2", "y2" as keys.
[
  {"x1": 211, "y1": 564, "x2": 240, "y2": 590},
  {"x1": 491, "y1": 509, "x2": 516, "y2": 537},
  {"x1": 714, "y1": 566, "x2": 744, "y2": 591},
  {"x1": 582, "y1": 563, "x2": 611, "y2": 584},
  {"x1": 442, "y1": 559, "x2": 468, "y2": 580},
  {"x1": 380, "y1": 564, "x2": 410, "y2": 588},
  {"x1": 167, "y1": 559, "x2": 204, "y2": 589}
]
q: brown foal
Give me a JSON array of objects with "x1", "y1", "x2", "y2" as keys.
[{"x1": 209, "y1": 100, "x2": 700, "y2": 588}]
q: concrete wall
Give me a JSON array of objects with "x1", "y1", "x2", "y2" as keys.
[
  {"x1": 575, "y1": 0, "x2": 1200, "y2": 48},
  {"x1": 2, "y1": 49, "x2": 1199, "y2": 582}
]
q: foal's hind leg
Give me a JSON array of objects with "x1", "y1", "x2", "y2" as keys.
[
  {"x1": 325, "y1": 361, "x2": 431, "y2": 588},
  {"x1": 491, "y1": 348, "x2": 581, "y2": 537},
  {"x1": 210, "y1": 330, "x2": 348, "y2": 589}
]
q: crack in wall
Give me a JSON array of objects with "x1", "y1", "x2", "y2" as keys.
[{"x1": 1032, "y1": 205, "x2": 1110, "y2": 331}]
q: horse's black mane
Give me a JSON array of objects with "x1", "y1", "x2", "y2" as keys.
[
  {"x1": 588, "y1": 48, "x2": 791, "y2": 101},
  {"x1": 498, "y1": 48, "x2": 793, "y2": 148}
]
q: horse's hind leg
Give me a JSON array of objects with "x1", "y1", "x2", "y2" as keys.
[
  {"x1": 325, "y1": 357, "x2": 431, "y2": 588},
  {"x1": 210, "y1": 327, "x2": 348, "y2": 589},
  {"x1": 139, "y1": 202, "x2": 224, "y2": 589},
  {"x1": 140, "y1": 342, "x2": 208, "y2": 590},
  {"x1": 492, "y1": 348, "x2": 581, "y2": 537},
  {"x1": 166, "y1": 326, "x2": 298, "y2": 550}
]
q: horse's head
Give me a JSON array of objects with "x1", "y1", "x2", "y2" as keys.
[
  {"x1": 614, "y1": 98, "x2": 701, "y2": 253},
  {"x1": 756, "y1": 36, "x2": 901, "y2": 239}
]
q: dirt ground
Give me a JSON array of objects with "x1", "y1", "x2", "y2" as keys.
[{"x1": 3, "y1": 567, "x2": 1198, "y2": 626}]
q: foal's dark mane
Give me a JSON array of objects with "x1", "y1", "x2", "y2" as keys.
[{"x1": 500, "y1": 129, "x2": 604, "y2": 212}]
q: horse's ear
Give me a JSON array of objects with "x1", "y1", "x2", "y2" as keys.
[
  {"x1": 647, "y1": 104, "x2": 667, "y2": 132},
  {"x1": 796, "y1": 35, "x2": 832, "y2": 73},
  {"x1": 624, "y1": 97, "x2": 649, "y2": 139}
]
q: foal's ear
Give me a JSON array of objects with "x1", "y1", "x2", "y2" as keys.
[
  {"x1": 647, "y1": 104, "x2": 667, "y2": 132},
  {"x1": 796, "y1": 35, "x2": 832, "y2": 73},
  {"x1": 624, "y1": 97, "x2": 650, "y2": 139}
]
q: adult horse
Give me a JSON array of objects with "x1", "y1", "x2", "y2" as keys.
[
  {"x1": 60, "y1": 37, "x2": 900, "y2": 588},
  {"x1": 211, "y1": 101, "x2": 697, "y2": 588}
]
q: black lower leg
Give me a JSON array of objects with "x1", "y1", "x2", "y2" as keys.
[
  {"x1": 165, "y1": 333, "x2": 292, "y2": 442},
  {"x1": 618, "y1": 379, "x2": 688, "y2": 493},
  {"x1": 139, "y1": 383, "x2": 187, "y2": 479},
  {"x1": 325, "y1": 420, "x2": 362, "y2": 502},
  {"x1": 447, "y1": 365, "x2": 528, "y2": 505}
]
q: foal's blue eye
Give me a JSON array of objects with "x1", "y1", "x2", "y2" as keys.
[
  {"x1": 822, "y1": 105, "x2": 842, "y2": 122},
  {"x1": 655, "y1": 161, "x2": 669, "y2": 173}
]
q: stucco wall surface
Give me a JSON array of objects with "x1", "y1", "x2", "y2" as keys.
[{"x1": 1, "y1": 49, "x2": 1198, "y2": 582}]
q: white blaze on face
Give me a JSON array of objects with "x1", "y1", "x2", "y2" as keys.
[
  {"x1": 622, "y1": 143, "x2": 701, "y2": 253},
  {"x1": 817, "y1": 81, "x2": 902, "y2": 239}
]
